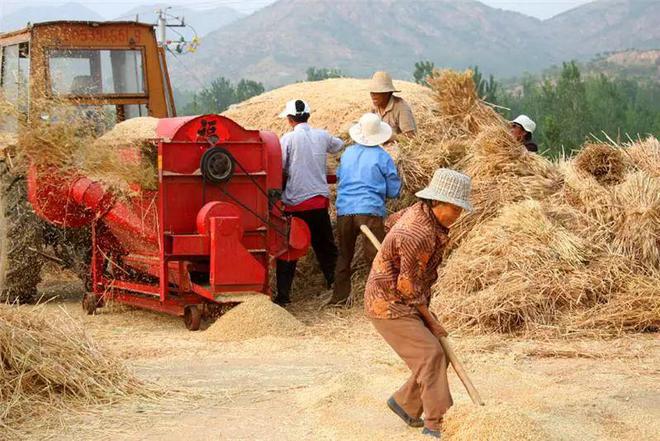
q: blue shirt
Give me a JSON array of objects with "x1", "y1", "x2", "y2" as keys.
[{"x1": 336, "y1": 144, "x2": 401, "y2": 217}]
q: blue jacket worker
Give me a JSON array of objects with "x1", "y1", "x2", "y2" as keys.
[{"x1": 328, "y1": 112, "x2": 401, "y2": 305}]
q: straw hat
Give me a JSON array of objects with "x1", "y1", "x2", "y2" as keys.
[
  {"x1": 511, "y1": 115, "x2": 536, "y2": 134},
  {"x1": 415, "y1": 168, "x2": 473, "y2": 212},
  {"x1": 369, "y1": 71, "x2": 400, "y2": 93},
  {"x1": 349, "y1": 113, "x2": 393, "y2": 146}
]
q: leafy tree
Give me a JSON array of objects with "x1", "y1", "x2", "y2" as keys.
[
  {"x1": 180, "y1": 76, "x2": 265, "y2": 115},
  {"x1": 306, "y1": 67, "x2": 344, "y2": 81},
  {"x1": 413, "y1": 60, "x2": 435, "y2": 86},
  {"x1": 471, "y1": 65, "x2": 499, "y2": 103}
]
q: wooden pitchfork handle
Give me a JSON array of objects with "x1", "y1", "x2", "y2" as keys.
[{"x1": 360, "y1": 224, "x2": 485, "y2": 406}]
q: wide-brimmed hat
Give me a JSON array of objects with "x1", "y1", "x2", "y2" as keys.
[
  {"x1": 369, "y1": 71, "x2": 401, "y2": 93},
  {"x1": 511, "y1": 115, "x2": 536, "y2": 134},
  {"x1": 279, "y1": 99, "x2": 311, "y2": 118},
  {"x1": 415, "y1": 168, "x2": 473, "y2": 212},
  {"x1": 349, "y1": 113, "x2": 393, "y2": 146}
]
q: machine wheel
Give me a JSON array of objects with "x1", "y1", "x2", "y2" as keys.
[
  {"x1": 184, "y1": 305, "x2": 202, "y2": 331},
  {"x1": 82, "y1": 292, "x2": 98, "y2": 315},
  {"x1": 0, "y1": 160, "x2": 43, "y2": 303}
]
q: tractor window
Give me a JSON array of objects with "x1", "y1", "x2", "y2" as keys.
[
  {"x1": 0, "y1": 43, "x2": 30, "y2": 132},
  {"x1": 48, "y1": 49, "x2": 145, "y2": 96}
]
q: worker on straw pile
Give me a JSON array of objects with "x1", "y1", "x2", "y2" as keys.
[
  {"x1": 326, "y1": 113, "x2": 401, "y2": 306},
  {"x1": 370, "y1": 71, "x2": 417, "y2": 140},
  {"x1": 510, "y1": 114, "x2": 538, "y2": 152},
  {"x1": 275, "y1": 99, "x2": 344, "y2": 306},
  {"x1": 365, "y1": 168, "x2": 473, "y2": 438}
]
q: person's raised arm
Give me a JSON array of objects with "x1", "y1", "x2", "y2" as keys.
[
  {"x1": 380, "y1": 151, "x2": 401, "y2": 199},
  {"x1": 327, "y1": 133, "x2": 345, "y2": 154}
]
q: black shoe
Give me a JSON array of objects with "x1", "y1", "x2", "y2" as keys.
[
  {"x1": 387, "y1": 397, "x2": 424, "y2": 428},
  {"x1": 421, "y1": 428, "x2": 441, "y2": 438},
  {"x1": 273, "y1": 297, "x2": 291, "y2": 307}
]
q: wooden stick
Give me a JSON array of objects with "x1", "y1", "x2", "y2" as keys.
[{"x1": 359, "y1": 224, "x2": 485, "y2": 406}]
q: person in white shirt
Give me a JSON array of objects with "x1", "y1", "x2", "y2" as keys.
[{"x1": 276, "y1": 99, "x2": 344, "y2": 306}]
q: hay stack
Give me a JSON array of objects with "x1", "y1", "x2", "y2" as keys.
[
  {"x1": 0, "y1": 305, "x2": 148, "y2": 432},
  {"x1": 449, "y1": 125, "x2": 563, "y2": 246},
  {"x1": 625, "y1": 137, "x2": 660, "y2": 177},
  {"x1": 222, "y1": 78, "x2": 437, "y2": 138},
  {"x1": 204, "y1": 295, "x2": 305, "y2": 341},
  {"x1": 433, "y1": 200, "x2": 593, "y2": 334},
  {"x1": 610, "y1": 172, "x2": 660, "y2": 269},
  {"x1": 574, "y1": 143, "x2": 627, "y2": 185}
]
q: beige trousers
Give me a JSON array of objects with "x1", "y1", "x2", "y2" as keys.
[{"x1": 371, "y1": 314, "x2": 453, "y2": 431}]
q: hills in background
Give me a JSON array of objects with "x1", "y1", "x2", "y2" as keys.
[
  {"x1": 1, "y1": 0, "x2": 658, "y2": 91},
  {"x1": 169, "y1": 0, "x2": 660, "y2": 88},
  {"x1": 0, "y1": 2, "x2": 243, "y2": 35}
]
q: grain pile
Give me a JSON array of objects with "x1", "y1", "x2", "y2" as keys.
[
  {"x1": 204, "y1": 296, "x2": 305, "y2": 341},
  {"x1": 0, "y1": 304, "x2": 151, "y2": 435},
  {"x1": 223, "y1": 78, "x2": 437, "y2": 138},
  {"x1": 625, "y1": 136, "x2": 660, "y2": 177},
  {"x1": 442, "y1": 404, "x2": 548, "y2": 441}
]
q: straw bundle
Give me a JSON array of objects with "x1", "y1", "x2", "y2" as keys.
[
  {"x1": 625, "y1": 137, "x2": 660, "y2": 177},
  {"x1": 427, "y1": 69, "x2": 503, "y2": 136},
  {"x1": 559, "y1": 160, "x2": 616, "y2": 230},
  {"x1": 0, "y1": 305, "x2": 149, "y2": 432},
  {"x1": 610, "y1": 172, "x2": 660, "y2": 269},
  {"x1": 573, "y1": 143, "x2": 627, "y2": 185},
  {"x1": 433, "y1": 200, "x2": 593, "y2": 334}
]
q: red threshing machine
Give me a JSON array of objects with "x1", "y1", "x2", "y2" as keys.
[{"x1": 27, "y1": 114, "x2": 311, "y2": 329}]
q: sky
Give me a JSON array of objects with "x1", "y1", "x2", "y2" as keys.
[{"x1": 1, "y1": 0, "x2": 595, "y2": 20}]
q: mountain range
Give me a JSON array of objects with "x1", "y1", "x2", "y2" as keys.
[{"x1": 168, "y1": 0, "x2": 660, "y2": 88}]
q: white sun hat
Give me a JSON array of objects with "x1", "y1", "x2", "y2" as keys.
[
  {"x1": 511, "y1": 115, "x2": 536, "y2": 134},
  {"x1": 369, "y1": 71, "x2": 401, "y2": 93},
  {"x1": 415, "y1": 168, "x2": 473, "y2": 212},
  {"x1": 349, "y1": 113, "x2": 393, "y2": 146},
  {"x1": 279, "y1": 99, "x2": 311, "y2": 118}
]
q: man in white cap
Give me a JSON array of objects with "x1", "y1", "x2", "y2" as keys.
[
  {"x1": 327, "y1": 113, "x2": 401, "y2": 305},
  {"x1": 364, "y1": 168, "x2": 473, "y2": 439},
  {"x1": 510, "y1": 114, "x2": 538, "y2": 152},
  {"x1": 370, "y1": 71, "x2": 417, "y2": 140},
  {"x1": 275, "y1": 99, "x2": 344, "y2": 306}
]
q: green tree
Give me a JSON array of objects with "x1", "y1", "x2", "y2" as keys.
[
  {"x1": 471, "y1": 66, "x2": 499, "y2": 103},
  {"x1": 180, "y1": 77, "x2": 265, "y2": 115},
  {"x1": 413, "y1": 60, "x2": 435, "y2": 86},
  {"x1": 306, "y1": 67, "x2": 344, "y2": 81}
]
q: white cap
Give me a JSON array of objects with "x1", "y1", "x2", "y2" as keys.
[
  {"x1": 512, "y1": 115, "x2": 536, "y2": 134},
  {"x1": 279, "y1": 99, "x2": 311, "y2": 118}
]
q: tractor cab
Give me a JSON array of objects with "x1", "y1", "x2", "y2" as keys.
[{"x1": 0, "y1": 21, "x2": 175, "y2": 136}]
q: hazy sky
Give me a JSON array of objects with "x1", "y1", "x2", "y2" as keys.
[{"x1": 1, "y1": 0, "x2": 595, "y2": 20}]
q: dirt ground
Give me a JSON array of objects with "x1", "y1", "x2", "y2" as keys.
[{"x1": 17, "y1": 276, "x2": 660, "y2": 441}]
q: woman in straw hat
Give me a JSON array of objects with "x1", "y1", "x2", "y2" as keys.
[
  {"x1": 370, "y1": 71, "x2": 417, "y2": 140},
  {"x1": 364, "y1": 168, "x2": 473, "y2": 438},
  {"x1": 328, "y1": 113, "x2": 401, "y2": 306}
]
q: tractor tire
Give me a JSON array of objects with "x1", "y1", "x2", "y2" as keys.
[{"x1": 0, "y1": 160, "x2": 43, "y2": 303}]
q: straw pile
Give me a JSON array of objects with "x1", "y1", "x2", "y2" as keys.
[
  {"x1": 204, "y1": 296, "x2": 305, "y2": 341},
  {"x1": 0, "y1": 305, "x2": 149, "y2": 434},
  {"x1": 433, "y1": 200, "x2": 594, "y2": 333},
  {"x1": 442, "y1": 404, "x2": 548, "y2": 441}
]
